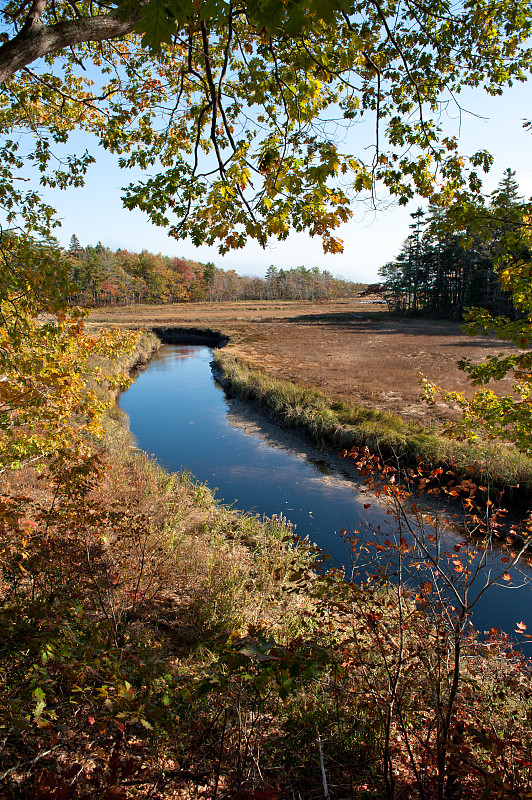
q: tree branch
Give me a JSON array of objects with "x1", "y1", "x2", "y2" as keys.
[
  {"x1": 21, "y1": 0, "x2": 47, "y2": 31},
  {"x1": 0, "y1": 9, "x2": 140, "y2": 84}
]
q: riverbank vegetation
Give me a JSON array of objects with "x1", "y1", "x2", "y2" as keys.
[
  {"x1": 1, "y1": 331, "x2": 532, "y2": 798},
  {"x1": 214, "y1": 349, "x2": 532, "y2": 496},
  {"x1": 0, "y1": 344, "x2": 317, "y2": 795}
]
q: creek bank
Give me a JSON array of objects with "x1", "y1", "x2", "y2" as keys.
[
  {"x1": 100, "y1": 330, "x2": 162, "y2": 406},
  {"x1": 213, "y1": 349, "x2": 532, "y2": 529},
  {"x1": 127, "y1": 330, "x2": 161, "y2": 368},
  {"x1": 114, "y1": 327, "x2": 227, "y2": 389},
  {"x1": 121, "y1": 325, "x2": 530, "y2": 524},
  {"x1": 153, "y1": 326, "x2": 229, "y2": 347}
]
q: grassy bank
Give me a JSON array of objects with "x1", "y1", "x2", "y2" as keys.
[
  {"x1": 214, "y1": 349, "x2": 532, "y2": 496},
  {"x1": 2, "y1": 332, "x2": 532, "y2": 799},
  {"x1": 90, "y1": 334, "x2": 321, "y2": 646}
]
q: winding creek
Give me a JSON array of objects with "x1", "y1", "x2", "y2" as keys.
[{"x1": 120, "y1": 343, "x2": 532, "y2": 643}]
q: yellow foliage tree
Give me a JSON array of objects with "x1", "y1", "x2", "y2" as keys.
[{"x1": 0, "y1": 233, "x2": 139, "y2": 472}]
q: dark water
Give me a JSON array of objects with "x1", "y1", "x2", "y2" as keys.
[{"x1": 120, "y1": 344, "x2": 532, "y2": 641}]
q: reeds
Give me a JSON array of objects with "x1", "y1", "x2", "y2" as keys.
[{"x1": 214, "y1": 350, "x2": 532, "y2": 496}]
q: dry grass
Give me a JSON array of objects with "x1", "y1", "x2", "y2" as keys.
[
  {"x1": 214, "y1": 349, "x2": 532, "y2": 494},
  {"x1": 89, "y1": 298, "x2": 519, "y2": 431}
]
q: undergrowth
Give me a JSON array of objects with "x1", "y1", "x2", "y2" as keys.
[
  {"x1": 1, "y1": 335, "x2": 531, "y2": 799},
  {"x1": 0, "y1": 334, "x2": 320, "y2": 799},
  {"x1": 214, "y1": 349, "x2": 532, "y2": 497}
]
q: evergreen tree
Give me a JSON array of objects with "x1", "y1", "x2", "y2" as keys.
[
  {"x1": 379, "y1": 170, "x2": 525, "y2": 318},
  {"x1": 491, "y1": 167, "x2": 523, "y2": 211},
  {"x1": 265, "y1": 265, "x2": 278, "y2": 299},
  {"x1": 68, "y1": 234, "x2": 81, "y2": 253}
]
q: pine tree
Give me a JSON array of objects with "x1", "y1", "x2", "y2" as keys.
[
  {"x1": 491, "y1": 167, "x2": 523, "y2": 211},
  {"x1": 487, "y1": 168, "x2": 530, "y2": 315},
  {"x1": 265, "y1": 265, "x2": 278, "y2": 299},
  {"x1": 68, "y1": 234, "x2": 81, "y2": 253}
]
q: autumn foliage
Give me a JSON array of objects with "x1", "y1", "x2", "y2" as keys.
[{"x1": 66, "y1": 239, "x2": 363, "y2": 307}]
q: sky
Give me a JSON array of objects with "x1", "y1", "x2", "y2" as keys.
[{"x1": 41, "y1": 80, "x2": 532, "y2": 284}]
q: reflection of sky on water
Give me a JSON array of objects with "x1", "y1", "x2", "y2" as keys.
[{"x1": 120, "y1": 344, "x2": 532, "y2": 641}]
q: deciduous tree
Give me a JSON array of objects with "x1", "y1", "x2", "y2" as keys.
[{"x1": 1, "y1": 0, "x2": 531, "y2": 254}]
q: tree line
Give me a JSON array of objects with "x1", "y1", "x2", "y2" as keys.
[
  {"x1": 379, "y1": 169, "x2": 529, "y2": 318},
  {"x1": 67, "y1": 237, "x2": 365, "y2": 306}
]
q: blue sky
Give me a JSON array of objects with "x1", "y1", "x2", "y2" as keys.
[{"x1": 42, "y1": 80, "x2": 532, "y2": 284}]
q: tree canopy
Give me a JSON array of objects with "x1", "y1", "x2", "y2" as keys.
[
  {"x1": 1, "y1": 0, "x2": 532, "y2": 255},
  {"x1": 64, "y1": 240, "x2": 363, "y2": 304},
  {"x1": 1, "y1": 0, "x2": 532, "y2": 463}
]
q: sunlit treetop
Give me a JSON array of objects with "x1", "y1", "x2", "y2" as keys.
[{"x1": 0, "y1": 0, "x2": 531, "y2": 253}]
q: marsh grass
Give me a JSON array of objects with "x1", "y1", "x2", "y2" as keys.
[
  {"x1": 97, "y1": 402, "x2": 314, "y2": 642},
  {"x1": 90, "y1": 334, "x2": 316, "y2": 645},
  {"x1": 214, "y1": 349, "x2": 532, "y2": 495}
]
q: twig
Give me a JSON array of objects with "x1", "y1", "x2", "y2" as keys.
[
  {"x1": 0, "y1": 745, "x2": 61, "y2": 782},
  {"x1": 316, "y1": 726, "x2": 329, "y2": 798}
]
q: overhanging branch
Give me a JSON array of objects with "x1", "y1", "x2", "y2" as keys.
[{"x1": 0, "y1": 10, "x2": 140, "y2": 83}]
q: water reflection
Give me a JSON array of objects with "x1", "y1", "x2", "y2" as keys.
[{"x1": 120, "y1": 344, "x2": 532, "y2": 640}]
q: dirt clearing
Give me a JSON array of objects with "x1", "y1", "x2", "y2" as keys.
[{"x1": 90, "y1": 298, "x2": 517, "y2": 430}]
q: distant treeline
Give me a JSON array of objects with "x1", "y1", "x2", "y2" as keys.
[
  {"x1": 67, "y1": 237, "x2": 364, "y2": 306},
  {"x1": 379, "y1": 168, "x2": 528, "y2": 318}
]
